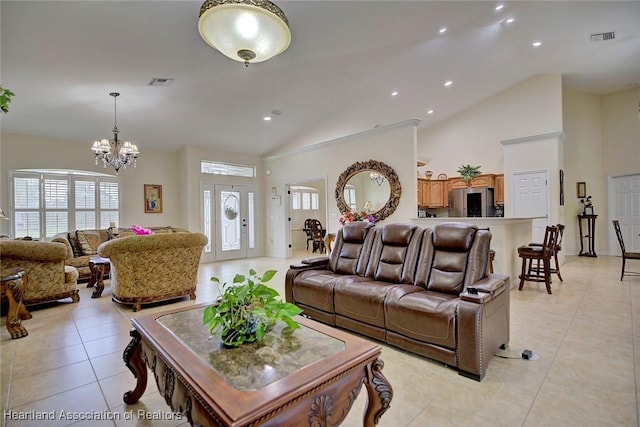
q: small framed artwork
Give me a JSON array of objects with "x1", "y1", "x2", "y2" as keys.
[
  {"x1": 576, "y1": 181, "x2": 587, "y2": 199},
  {"x1": 144, "y1": 184, "x2": 163, "y2": 213},
  {"x1": 584, "y1": 206, "x2": 594, "y2": 215},
  {"x1": 559, "y1": 169, "x2": 564, "y2": 206}
]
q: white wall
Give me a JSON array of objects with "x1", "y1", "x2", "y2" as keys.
[
  {"x1": 263, "y1": 120, "x2": 419, "y2": 258},
  {"x1": 0, "y1": 133, "x2": 181, "y2": 234},
  {"x1": 562, "y1": 87, "x2": 640, "y2": 255},
  {"x1": 418, "y1": 74, "x2": 563, "y2": 179}
]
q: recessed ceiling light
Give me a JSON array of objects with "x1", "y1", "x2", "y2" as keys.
[
  {"x1": 495, "y1": 4, "x2": 504, "y2": 11},
  {"x1": 427, "y1": 110, "x2": 434, "y2": 115},
  {"x1": 263, "y1": 116, "x2": 272, "y2": 121},
  {"x1": 532, "y1": 41, "x2": 542, "y2": 47},
  {"x1": 444, "y1": 80, "x2": 453, "y2": 87},
  {"x1": 391, "y1": 91, "x2": 399, "y2": 96},
  {"x1": 439, "y1": 27, "x2": 447, "y2": 34},
  {"x1": 505, "y1": 18, "x2": 515, "y2": 24}
]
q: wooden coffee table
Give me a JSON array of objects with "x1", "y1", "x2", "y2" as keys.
[
  {"x1": 88, "y1": 256, "x2": 110, "y2": 298},
  {"x1": 123, "y1": 304, "x2": 393, "y2": 426}
]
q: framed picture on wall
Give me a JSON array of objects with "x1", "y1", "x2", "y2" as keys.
[
  {"x1": 559, "y1": 169, "x2": 564, "y2": 205},
  {"x1": 576, "y1": 181, "x2": 586, "y2": 199},
  {"x1": 144, "y1": 184, "x2": 163, "y2": 213}
]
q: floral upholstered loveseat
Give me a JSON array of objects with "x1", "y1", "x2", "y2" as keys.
[
  {"x1": 0, "y1": 240, "x2": 79, "y2": 306},
  {"x1": 97, "y1": 232, "x2": 208, "y2": 311},
  {"x1": 51, "y1": 226, "x2": 186, "y2": 281}
]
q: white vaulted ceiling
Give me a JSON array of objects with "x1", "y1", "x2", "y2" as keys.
[{"x1": 1, "y1": 1, "x2": 639, "y2": 156}]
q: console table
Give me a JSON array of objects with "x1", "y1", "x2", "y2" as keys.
[
  {"x1": 123, "y1": 304, "x2": 392, "y2": 426},
  {"x1": 578, "y1": 214, "x2": 598, "y2": 257}
]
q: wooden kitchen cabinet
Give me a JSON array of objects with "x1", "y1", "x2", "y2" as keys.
[
  {"x1": 470, "y1": 174, "x2": 496, "y2": 188},
  {"x1": 428, "y1": 180, "x2": 447, "y2": 208},
  {"x1": 448, "y1": 178, "x2": 469, "y2": 190},
  {"x1": 495, "y1": 174, "x2": 504, "y2": 204},
  {"x1": 417, "y1": 179, "x2": 447, "y2": 208},
  {"x1": 417, "y1": 178, "x2": 430, "y2": 207}
]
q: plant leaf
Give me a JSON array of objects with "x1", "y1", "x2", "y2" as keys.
[{"x1": 262, "y1": 270, "x2": 277, "y2": 282}]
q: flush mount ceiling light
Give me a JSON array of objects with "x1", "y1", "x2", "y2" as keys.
[{"x1": 198, "y1": 0, "x2": 291, "y2": 67}]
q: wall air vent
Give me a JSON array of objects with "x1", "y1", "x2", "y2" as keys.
[
  {"x1": 590, "y1": 32, "x2": 615, "y2": 42},
  {"x1": 148, "y1": 78, "x2": 174, "y2": 87}
]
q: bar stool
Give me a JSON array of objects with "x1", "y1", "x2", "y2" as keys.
[
  {"x1": 489, "y1": 249, "x2": 495, "y2": 274},
  {"x1": 527, "y1": 224, "x2": 565, "y2": 281},
  {"x1": 517, "y1": 225, "x2": 558, "y2": 294}
]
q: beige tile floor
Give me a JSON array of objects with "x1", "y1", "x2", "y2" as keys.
[{"x1": 1, "y1": 252, "x2": 639, "y2": 426}]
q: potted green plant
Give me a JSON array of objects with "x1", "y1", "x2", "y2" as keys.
[
  {"x1": 203, "y1": 269, "x2": 302, "y2": 347},
  {"x1": 457, "y1": 164, "x2": 482, "y2": 183},
  {"x1": 0, "y1": 86, "x2": 15, "y2": 113}
]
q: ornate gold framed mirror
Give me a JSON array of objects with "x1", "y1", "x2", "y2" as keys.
[{"x1": 335, "y1": 159, "x2": 402, "y2": 222}]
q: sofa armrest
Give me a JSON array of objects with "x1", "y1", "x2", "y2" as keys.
[
  {"x1": 460, "y1": 274, "x2": 509, "y2": 303},
  {"x1": 50, "y1": 237, "x2": 74, "y2": 259},
  {"x1": 0, "y1": 240, "x2": 68, "y2": 262},
  {"x1": 301, "y1": 256, "x2": 330, "y2": 267}
]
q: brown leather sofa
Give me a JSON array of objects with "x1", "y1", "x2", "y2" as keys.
[{"x1": 285, "y1": 221, "x2": 510, "y2": 381}]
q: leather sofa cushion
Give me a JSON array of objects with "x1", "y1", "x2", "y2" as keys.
[
  {"x1": 342, "y1": 221, "x2": 371, "y2": 241},
  {"x1": 385, "y1": 286, "x2": 458, "y2": 349},
  {"x1": 428, "y1": 251, "x2": 468, "y2": 295},
  {"x1": 367, "y1": 224, "x2": 421, "y2": 284},
  {"x1": 290, "y1": 270, "x2": 343, "y2": 313},
  {"x1": 334, "y1": 278, "x2": 396, "y2": 327},
  {"x1": 432, "y1": 223, "x2": 476, "y2": 252},
  {"x1": 329, "y1": 222, "x2": 374, "y2": 276}
]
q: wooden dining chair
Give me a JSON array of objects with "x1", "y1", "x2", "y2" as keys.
[
  {"x1": 612, "y1": 220, "x2": 640, "y2": 281},
  {"x1": 517, "y1": 225, "x2": 558, "y2": 294},
  {"x1": 309, "y1": 219, "x2": 326, "y2": 253},
  {"x1": 303, "y1": 218, "x2": 314, "y2": 251}
]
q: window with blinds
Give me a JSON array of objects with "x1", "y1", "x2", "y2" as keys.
[{"x1": 10, "y1": 171, "x2": 119, "y2": 239}]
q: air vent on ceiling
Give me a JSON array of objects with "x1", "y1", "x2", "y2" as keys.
[
  {"x1": 148, "y1": 78, "x2": 174, "y2": 87},
  {"x1": 590, "y1": 32, "x2": 615, "y2": 42}
]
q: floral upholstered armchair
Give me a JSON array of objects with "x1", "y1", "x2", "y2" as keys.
[
  {"x1": 0, "y1": 240, "x2": 79, "y2": 306},
  {"x1": 97, "y1": 232, "x2": 208, "y2": 311}
]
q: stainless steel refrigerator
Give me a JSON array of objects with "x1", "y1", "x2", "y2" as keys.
[{"x1": 448, "y1": 187, "x2": 495, "y2": 217}]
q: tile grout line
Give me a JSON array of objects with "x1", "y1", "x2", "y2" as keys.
[
  {"x1": 71, "y1": 305, "x2": 118, "y2": 427},
  {"x1": 519, "y1": 273, "x2": 591, "y2": 426}
]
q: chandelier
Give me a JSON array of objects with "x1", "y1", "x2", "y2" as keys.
[
  {"x1": 198, "y1": 0, "x2": 291, "y2": 67},
  {"x1": 91, "y1": 92, "x2": 139, "y2": 173},
  {"x1": 370, "y1": 172, "x2": 386, "y2": 187}
]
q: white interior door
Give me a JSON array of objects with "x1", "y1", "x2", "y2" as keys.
[
  {"x1": 512, "y1": 170, "x2": 549, "y2": 242},
  {"x1": 201, "y1": 184, "x2": 257, "y2": 262},
  {"x1": 216, "y1": 184, "x2": 257, "y2": 261},
  {"x1": 610, "y1": 174, "x2": 640, "y2": 255}
]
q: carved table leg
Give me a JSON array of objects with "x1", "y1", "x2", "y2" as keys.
[
  {"x1": 2, "y1": 274, "x2": 31, "y2": 339},
  {"x1": 87, "y1": 262, "x2": 97, "y2": 288},
  {"x1": 123, "y1": 328, "x2": 148, "y2": 404},
  {"x1": 364, "y1": 358, "x2": 393, "y2": 426},
  {"x1": 91, "y1": 264, "x2": 107, "y2": 298}
]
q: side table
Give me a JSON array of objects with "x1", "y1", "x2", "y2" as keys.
[
  {"x1": 1, "y1": 268, "x2": 32, "y2": 339},
  {"x1": 88, "y1": 256, "x2": 110, "y2": 298},
  {"x1": 578, "y1": 214, "x2": 598, "y2": 257}
]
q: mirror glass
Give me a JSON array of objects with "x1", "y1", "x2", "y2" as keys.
[
  {"x1": 343, "y1": 171, "x2": 390, "y2": 213},
  {"x1": 335, "y1": 159, "x2": 401, "y2": 222}
]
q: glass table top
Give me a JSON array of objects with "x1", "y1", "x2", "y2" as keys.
[{"x1": 157, "y1": 308, "x2": 345, "y2": 391}]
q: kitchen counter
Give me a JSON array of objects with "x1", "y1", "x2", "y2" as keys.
[{"x1": 411, "y1": 217, "x2": 541, "y2": 287}]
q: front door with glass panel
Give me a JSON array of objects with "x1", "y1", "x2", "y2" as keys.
[{"x1": 201, "y1": 184, "x2": 257, "y2": 262}]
